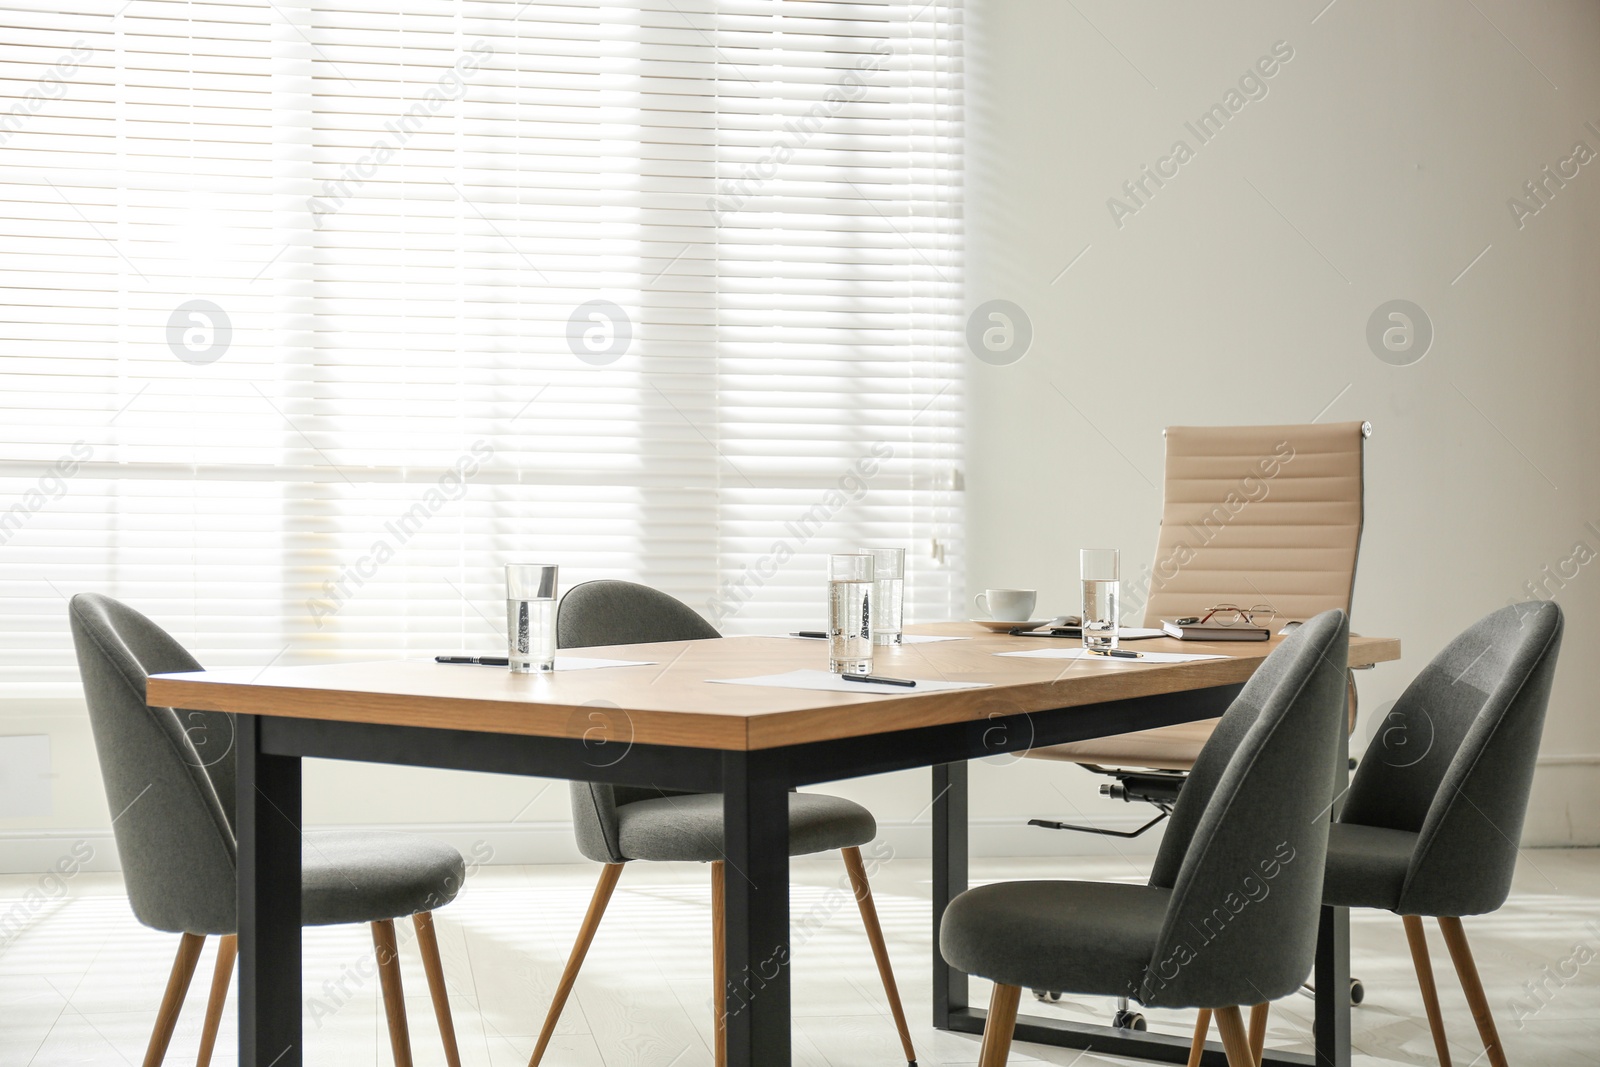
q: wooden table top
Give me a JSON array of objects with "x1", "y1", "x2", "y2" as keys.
[{"x1": 146, "y1": 623, "x2": 1401, "y2": 752}]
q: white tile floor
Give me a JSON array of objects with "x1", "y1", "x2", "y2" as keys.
[{"x1": 3, "y1": 849, "x2": 1599, "y2": 1066}]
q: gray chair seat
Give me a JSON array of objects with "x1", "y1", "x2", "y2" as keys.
[
  {"x1": 616, "y1": 792, "x2": 875, "y2": 863},
  {"x1": 1320, "y1": 822, "x2": 1417, "y2": 912},
  {"x1": 940, "y1": 880, "x2": 1173, "y2": 996},
  {"x1": 302, "y1": 830, "x2": 465, "y2": 927}
]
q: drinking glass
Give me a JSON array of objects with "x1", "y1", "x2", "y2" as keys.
[
  {"x1": 861, "y1": 547, "x2": 905, "y2": 645},
  {"x1": 828, "y1": 553, "x2": 874, "y2": 675},
  {"x1": 506, "y1": 564, "x2": 558, "y2": 672},
  {"x1": 1080, "y1": 549, "x2": 1120, "y2": 651}
]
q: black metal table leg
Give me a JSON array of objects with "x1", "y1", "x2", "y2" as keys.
[
  {"x1": 931, "y1": 761, "x2": 969, "y2": 1027},
  {"x1": 1316, "y1": 696, "x2": 1354, "y2": 1067},
  {"x1": 1314, "y1": 905, "x2": 1352, "y2": 1067},
  {"x1": 722, "y1": 752, "x2": 791, "y2": 1066},
  {"x1": 237, "y1": 714, "x2": 303, "y2": 1067}
]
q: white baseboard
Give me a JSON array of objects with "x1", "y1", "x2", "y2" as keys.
[
  {"x1": 0, "y1": 830, "x2": 119, "y2": 877},
  {"x1": 0, "y1": 812, "x2": 1163, "y2": 876}
]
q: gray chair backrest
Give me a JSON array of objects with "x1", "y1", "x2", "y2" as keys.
[
  {"x1": 1138, "y1": 609, "x2": 1350, "y2": 1008},
  {"x1": 68, "y1": 593, "x2": 238, "y2": 934},
  {"x1": 557, "y1": 580, "x2": 720, "y2": 863},
  {"x1": 1341, "y1": 600, "x2": 1563, "y2": 916}
]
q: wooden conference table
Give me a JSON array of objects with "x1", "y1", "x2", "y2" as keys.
[{"x1": 148, "y1": 623, "x2": 1401, "y2": 1067}]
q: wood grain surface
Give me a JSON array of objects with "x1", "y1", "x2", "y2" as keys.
[{"x1": 146, "y1": 623, "x2": 1401, "y2": 752}]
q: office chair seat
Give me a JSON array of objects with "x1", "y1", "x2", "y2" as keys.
[
  {"x1": 1319, "y1": 823, "x2": 1415, "y2": 913},
  {"x1": 1022, "y1": 719, "x2": 1219, "y2": 772},
  {"x1": 300, "y1": 829, "x2": 465, "y2": 928},
  {"x1": 614, "y1": 791, "x2": 876, "y2": 863},
  {"x1": 940, "y1": 879, "x2": 1173, "y2": 996}
]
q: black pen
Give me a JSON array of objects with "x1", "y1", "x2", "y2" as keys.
[
  {"x1": 840, "y1": 673, "x2": 917, "y2": 688},
  {"x1": 1088, "y1": 648, "x2": 1143, "y2": 659},
  {"x1": 435, "y1": 655, "x2": 510, "y2": 666},
  {"x1": 790, "y1": 631, "x2": 828, "y2": 639}
]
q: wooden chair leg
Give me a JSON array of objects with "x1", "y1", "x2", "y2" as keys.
[
  {"x1": 1248, "y1": 1002, "x2": 1269, "y2": 1065},
  {"x1": 1403, "y1": 915, "x2": 1453, "y2": 1067},
  {"x1": 372, "y1": 919, "x2": 414, "y2": 1067},
  {"x1": 196, "y1": 934, "x2": 236, "y2": 1067},
  {"x1": 977, "y1": 983, "x2": 1021, "y2": 1067},
  {"x1": 840, "y1": 846, "x2": 918, "y2": 1066},
  {"x1": 141, "y1": 932, "x2": 205, "y2": 1067},
  {"x1": 1186, "y1": 1008, "x2": 1213, "y2": 1067},
  {"x1": 712, "y1": 860, "x2": 726, "y2": 1067},
  {"x1": 413, "y1": 912, "x2": 463, "y2": 1067},
  {"x1": 528, "y1": 862, "x2": 624, "y2": 1067},
  {"x1": 1214, "y1": 1006, "x2": 1257, "y2": 1067},
  {"x1": 1438, "y1": 916, "x2": 1508, "y2": 1067}
]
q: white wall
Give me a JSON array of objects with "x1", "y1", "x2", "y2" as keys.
[
  {"x1": 4, "y1": 0, "x2": 1598, "y2": 874},
  {"x1": 961, "y1": 0, "x2": 1600, "y2": 846}
]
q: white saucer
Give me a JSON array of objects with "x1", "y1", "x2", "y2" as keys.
[{"x1": 970, "y1": 618, "x2": 1048, "y2": 632}]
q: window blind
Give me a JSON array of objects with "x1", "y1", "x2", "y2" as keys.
[{"x1": 0, "y1": 0, "x2": 964, "y2": 694}]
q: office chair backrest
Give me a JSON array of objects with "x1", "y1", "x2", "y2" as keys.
[
  {"x1": 1139, "y1": 609, "x2": 1350, "y2": 1007},
  {"x1": 68, "y1": 593, "x2": 238, "y2": 934},
  {"x1": 1341, "y1": 601, "x2": 1563, "y2": 916},
  {"x1": 557, "y1": 580, "x2": 720, "y2": 863},
  {"x1": 1142, "y1": 422, "x2": 1366, "y2": 627}
]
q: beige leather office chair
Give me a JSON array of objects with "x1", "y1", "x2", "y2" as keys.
[{"x1": 1023, "y1": 421, "x2": 1368, "y2": 1026}]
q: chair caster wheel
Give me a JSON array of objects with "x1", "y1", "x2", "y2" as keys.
[
  {"x1": 1032, "y1": 988, "x2": 1061, "y2": 1002},
  {"x1": 1113, "y1": 1009, "x2": 1147, "y2": 1031},
  {"x1": 1349, "y1": 977, "x2": 1365, "y2": 1005}
]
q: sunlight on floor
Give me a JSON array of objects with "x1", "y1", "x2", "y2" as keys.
[{"x1": 3, "y1": 851, "x2": 1598, "y2": 1066}]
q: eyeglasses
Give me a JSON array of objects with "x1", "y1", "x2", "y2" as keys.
[{"x1": 1182, "y1": 603, "x2": 1278, "y2": 627}]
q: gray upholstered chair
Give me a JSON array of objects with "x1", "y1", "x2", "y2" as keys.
[
  {"x1": 1188, "y1": 600, "x2": 1565, "y2": 1067},
  {"x1": 69, "y1": 593, "x2": 466, "y2": 1067},
  {"x1": 530, "y1": 579, "x2": 917, "y2": 1067},
  {"x1": 941, "y1": 609, "x2": 1351, "y2": 1067}
]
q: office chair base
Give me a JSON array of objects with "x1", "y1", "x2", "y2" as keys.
[
  {"x1": 1026, "y1": 808, "x2": 1169, "y2": 839},
  {"x1": 1030, "y1": 991, "x2": 1145, "y2": 1030},
  {"x1": 1296, "y1": 977, "x2": 1364, "y2": 1005},
  {"x1": 1025, "y1": 990, "x2": 1146, "y2": 1031},
  {"x1": 1112, "y1": 1008, "x2": 1148, "y2": 1031}
]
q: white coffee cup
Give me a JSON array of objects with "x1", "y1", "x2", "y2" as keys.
[{"x1": 974, "y1": 588, "x2": 1037, "y2": 622}]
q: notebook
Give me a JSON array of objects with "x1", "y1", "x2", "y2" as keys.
[{"x1": 1160, "y1": 619, "x2": 1271, "y2": 641}]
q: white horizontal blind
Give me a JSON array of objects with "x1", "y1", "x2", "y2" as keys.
[{"x1": 0, "y1": 0, "x2": 964, "y2": 693}]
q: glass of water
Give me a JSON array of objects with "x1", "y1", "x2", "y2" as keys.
[
  {"x1": 828, "y1": 553, "x2": 874, "y2": 675},
  {"x1": 1080, "y1": 548, "x2": 1120, "y2": 651},
  {"x1": 506, "y1": 564, "x2": 558, "y2": 672},
  {"x1": 861, "y1": 547, "x2": 905, "y2": 645}
]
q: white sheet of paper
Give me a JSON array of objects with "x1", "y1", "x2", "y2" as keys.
[
  {"x1": 777, "y1": 633, "x2": 968, "y2": 644},
  {"x1": 995, "y1": 649, "x2": 1227, "y2": 664},
  {"x1": 554, "y1": 656, "x2": 655, "y2": 671},
  {"x1": 707, "y1": 668, "x2": 990, "y2": 694}
]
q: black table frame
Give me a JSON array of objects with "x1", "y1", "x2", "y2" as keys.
[{"x1": 235, "y1": 680, "x2": 1350, "y2": 1067}]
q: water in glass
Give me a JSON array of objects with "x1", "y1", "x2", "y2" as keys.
[
  {"x1": 507, "y1": 596, "x2": 556, "y2": 672},
  {"x1": 872, "y1": 576, "x2": 904, "y2": 645},
  {"x1": 829, "y1": 578, "x2": 873, "y2": 674},
  {"x1": 1081, "y1": 578, "x2": 1120, "y2": 651}
]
